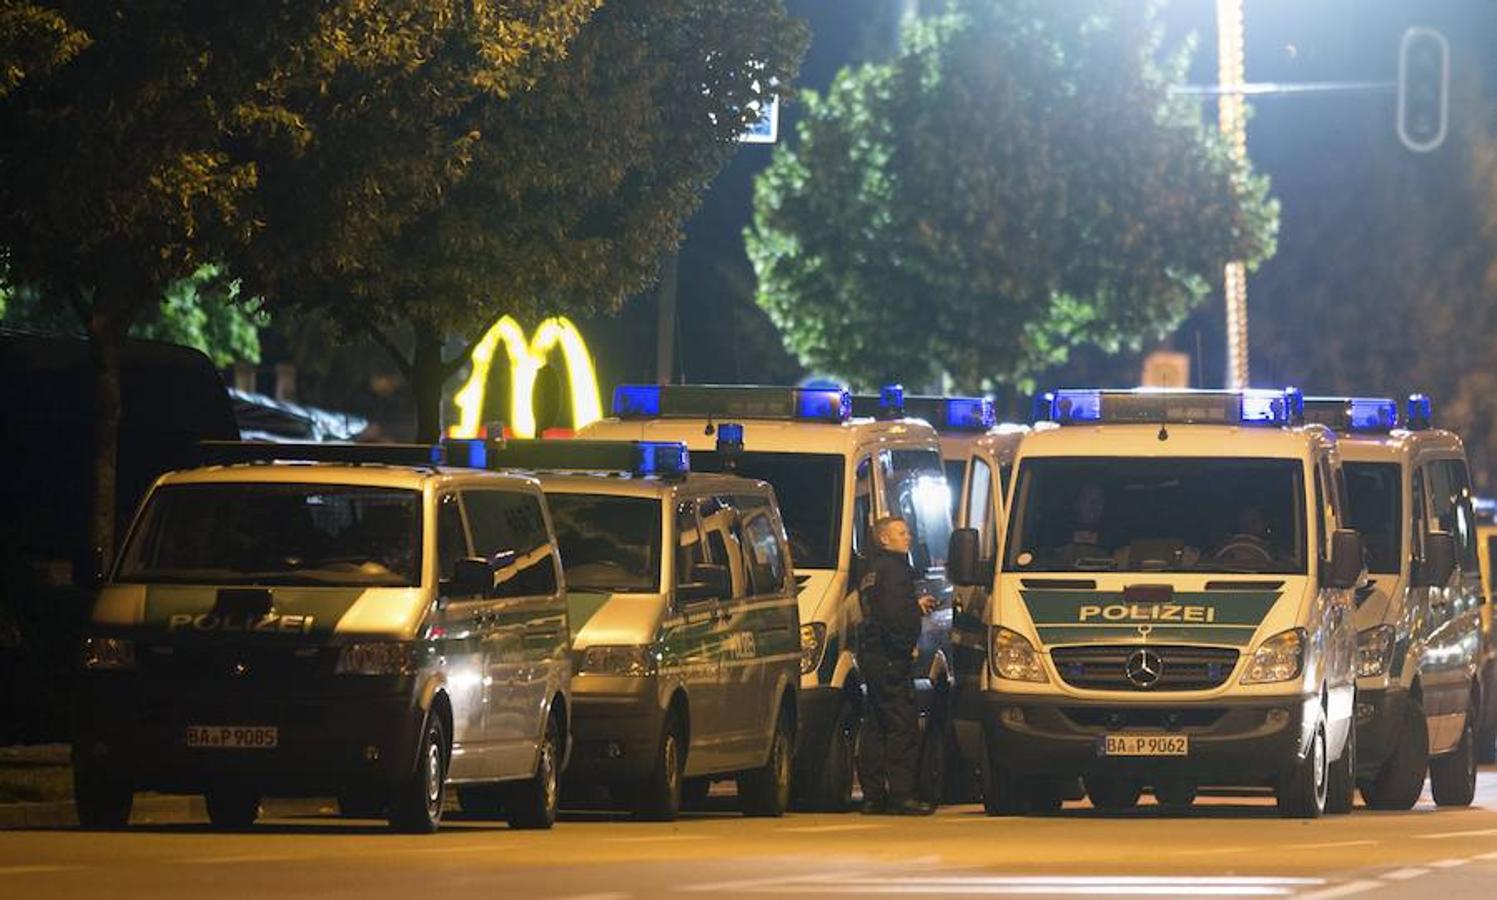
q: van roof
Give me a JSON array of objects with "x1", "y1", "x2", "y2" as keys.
[
  {"x1": 532, "y1": 470, "x2": 772, "y2": 498},
  {"x1": 1015, "y1": 422, "x2": 1335, "y2": 460},
  {"x1": 154, "y1": 462, "x2": 538, "y2": 492},
  {"x1": 1332, "y1": 427, "x2": 1466, "y2": 464},
  {"x1": 578, "y1": 416, "x2": 941, "y2": 456}
]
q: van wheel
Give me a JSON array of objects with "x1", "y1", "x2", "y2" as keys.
[
  {"x1": 388, "y1": 715, "x2": 447, "y2": 833},
  {"x1": 505, "y1": 714, "x2": 561, "y2": 829},
  {"x1": 74, "y1": 763, "x2": 133, "y2": 830},
  {"x1": 1477, "y1": 717, "x2": 1497, "y2": 765},
  {"x1": 205, "y1": 785, "x2": 261, "y2": 830},
  {"x1": 1085, "y1": 776, "x2": 1143, "y2": 811},
  {"x1": 1153, "y1": 781, "x2": 1196, "y2": 810},
  {"x1": 631, "y1": 713, "x2": 684, "y2": 822},
  {"x1": 1325, "y1": 715, "x2": 1356, "y2": 815},
  {"x1": 1360, "y1": 701, "x2": 1427, "y2": 810},
  {"x1": 337, "y1": 788, "x2": 386, "y2": 819},
  {"x1": 1430, "y1": 704, "x2": 1478, "y2": 808},
  {"x1": 739, "y1": 709, "x2": 793, "y2": 817},
  {"x1": 916, "y1": 713, "x2": 948, "y2": 805},
  {"x1": 799, "y1": 694, "x2": 858, "y2": 811},
  {"x1": 979, "y1": 730, "x2": 1029, "y2": 816},
  {"x1": 1277, "y1": 721, "x2": 1327, "y2": 818}
]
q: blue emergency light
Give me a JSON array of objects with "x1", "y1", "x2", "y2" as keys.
[
  {"x1": 716, "y1": 422, "x2": 745, "y2": 452},
  {"x1": 1303, "y1": 397, "x2": 1399, "y2": 433},
  {"x1": 440, "y1": 438, "x2": 489, "y2": 469},
  {"x1": 1405, "y1": 394, "x2": 1433, "y2": 431},
  {"x1": 878, "y1": 384, "x2": 905, "y2": 418},
  {"x1": 486, "y1": 439, "x2": 690, "y2": 478},
  {"x1": 611, "y1": 384, "x2": 851, "y2": 423},
  {"x1": 1044, "y1": 388, "x2": 1304, "y2": 427},
  {"x1": 851, "y1": 392, "x2": 997, "y2": 432}
]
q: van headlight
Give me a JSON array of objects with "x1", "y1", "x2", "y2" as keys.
[
  {"x1": 1241, "y1": 628, "x2": 1305, "y2": 684},
  {"x1": 81, "y1": 636, "x2": 136, "y2": 671},
  {"x1": 580, "y1": 644, "x2": 660, "y2": 677},
  {"x1": 336, "y1": 642, "x2": 421, "y2": 676},
  {"x1": 1357, "y1": 625, "x2": 1396, "y2": 678},
  {"x1": 990, "y1": 627, "x2": 1048, "y2": 683},
  {"x1": 800, "y1": 623, "x2": 827, "y2": 674}
]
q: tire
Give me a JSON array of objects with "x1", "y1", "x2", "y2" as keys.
[
  {"x1": 74, "y1": 763, "x2": 133, "y2": 830},
  {"x1": 739, "y1": 709, "x2": 793, "y2": 817},
  {"x1": 204, "y1": 785, "x2": 261, "y2": 830},
  {"x1": 337, "y1": 788, "x2": 387, "y2": 819},
  {"x1": 1153, "y1": 781, "x2": 1197, "y2": 810},
  {"x1": 915, "y1": 712, "x2": 948, "y2": 806},
  {"x1": 1277, "y1": 721, "x2": 1328, "y2": 819},
  {"x1": 1326, "y1": 714, "x2": 1357, "y2": 815},
  {"x1": 1430, "y1": 704, "x2": 1478, "y2": 808},
  {"x1": 388, "y1": 714, "x2": 448, "y2": 834},
  {"x1": 979, "y1": 730, "x2": 1029, "y2": 816},
  {"x1": 797, "y1": 694, "x2": 858, "y2": 811},
  {"x1": 630, "y1": 713, "x2": 684, "y2": 822},
  {"x1": 1085, "y1": 776, "x2": 1143, "y2": 811},
  {"x1": 1478, "y1": 717, "x2": 1497, "y2": 766},
  {"x1": 504, "y1": 714, "x2": 562, "y2": 829},
  {"x1": 1360, "y1": 700, "x2": 1428, "y2": 810}
]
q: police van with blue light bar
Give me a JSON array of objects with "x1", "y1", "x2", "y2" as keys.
[
  {"x1": 946, "y1": 388, "x2": 1363, "y2": 818},
  {"x1": 1302, "y1": 394, "x2": 1488, "y2": 806},
  {"x1": 73, "y1": 441, "x2": 572, "y2": 833},
  {"x1": 485, "y1": 437, "x2": 800, "y2": 821},
  {"x1": 580, "y1": 384, "x2": 955, "y2": 810}
]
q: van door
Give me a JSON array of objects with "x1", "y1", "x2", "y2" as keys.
[
  {"x1": 952, "y1": 455, "x2": 996, "y2": 687},
  {"x1": 674, "y1": 497, "x2": 728, "y2": 773},
  {"x1": 1419, "y1": 459, "x2": 1482, "y2": 752},
  {"x1": 462, "y1": 487, "x2": 567, "y2": 778},
  {"x1": 736, "y1": 491, "x2": 797, "y2": 762},
  {"x1": 434, "y1": 491, "x2": 491, "y2": 780}
]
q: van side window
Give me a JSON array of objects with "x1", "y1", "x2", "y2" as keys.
[
  {"x1": 1411, "y1": 467, "x2": 1428, "y2": 561},
  {"x1": 1313, "y1": 466, "x2": 1328, "y2": 563},
  {"x1": 675, "y1": 500, "x2": 707, "y2": 587},
  {"x1": 462, "y1": 489, "x2": 559, "y2": 597},
  {"x1": 852, "y1": 456, "x2": 873, "y2": 558},
  {"x1": 943, "y1": 459, "x2": 966, "y2": 520},
  {"x1": 737, "y1": 493, "x2": 789, "y2": 595},
  {"x1": 700, "y1": 496, "x2": 749, "y2": 599},
  {"x1": 1425, "y1": 461, "x2": 1463, "y2": 555},
  {"x1": 1443, "y1": 460, "x2": 1480, "y2": 572},
  {"x1": 968, "y1": 458, "x2": 995, "y2": 560},
  {"x1": 437, "y1": 494, "x2": 468, "y2": 582}
]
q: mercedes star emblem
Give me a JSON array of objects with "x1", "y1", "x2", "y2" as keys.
[{"x1": 1124, "y1": 648, "x2": 1163, "y2": 688}]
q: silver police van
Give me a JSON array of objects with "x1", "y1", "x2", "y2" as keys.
[
  {"x1": 488, "y1": 437, "x2": 801, "y2": 821},
  {"x1": 74, "y1": 443, "x2": 571, "y2": 833}
]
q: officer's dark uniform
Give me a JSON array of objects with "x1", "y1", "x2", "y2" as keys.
[{"x1": 856, "y1": 545, "x2": 923, "y2": 809}]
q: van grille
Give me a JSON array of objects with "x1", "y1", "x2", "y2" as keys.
[{"x1": 1051, "y1": 645, "x2": 1238, "y2": 691}]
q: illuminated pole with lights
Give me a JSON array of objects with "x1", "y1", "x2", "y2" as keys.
[{"x1": 1217, "y1": 0, "x2": 1249, "y2": 389}]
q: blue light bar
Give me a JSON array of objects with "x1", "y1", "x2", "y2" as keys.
[
  {"x1": 486, "y1": 439, "x2": 690, "y2": 478},
  {"x1": 441, "y1": 438, "x2": 488, "y2": 469},
  {"x1": 943, "y1": 397, "x2": 996, "y2": 431},
  {"x1": 1031, "y1": 391, "x2": 1056, "y2": 424},
  {"x1": 716, "y1": 422, "x2": 745, "y2": 452},
  {"x1": 878, "y1": 384, "x2": 905, "y2": 419},
  {"x1": 610, "y1": 384, "x2": 851, "y2": 423},
  {"x1": 1303, "y1": 396, "x2": 1398, "y2": 433},
  {"x1": 1044, "y1": 389, "x2": 1304, "y2": 427},
  {"x1": 1405, "y1": 393, "x2": 1432, "y2": 430}
]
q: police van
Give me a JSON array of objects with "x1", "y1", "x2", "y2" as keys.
[
  {"x1": 486, "y1": 438, "x2": 800, "y2": 821},
  {"x1": 74, "y1": 443, "x2": 572, "y2": 833},
  {"x1": 580, "y1": 385, "x2": 954, "y2": 809},
  {"x1": 1302, "y1": 395, "x2": 1484, "y2": 806},
  {"x1": 948, "y1": 388, "x2": 1364, "y2": 818}
]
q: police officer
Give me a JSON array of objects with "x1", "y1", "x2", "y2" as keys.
[{"x1": 857, "y1": 515, "x2": 937, "y2": 815}]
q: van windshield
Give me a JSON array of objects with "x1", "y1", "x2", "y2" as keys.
[
  {"x1": 545, "y1": 494, "x2": 662, "y2": 592},
  {"x1": 116, "y1": 483, "x2": 422, "y2": 587},
  {"x1": 1006, "y1": 457, "x2": 1305, "y2": 574},
  {"x1": 1343, "y1": 462, "x2": 1401, "y2": 574},
  {"x1": 693, "y1": 451, "x2": 843, "y2": 569}
]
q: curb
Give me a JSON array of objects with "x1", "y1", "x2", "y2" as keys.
[{"x1": 0, "y1": 794, "x2": 207, "y2": 829}]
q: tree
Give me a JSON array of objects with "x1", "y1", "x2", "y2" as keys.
[
  {"x1": 0, "y1": 2, "x2": 330, "y2": 559},
  {"x1": 746, "y1": 0, "x2": 1278, "y2": 392},
  {"x1": 234, "y1": 0, "x2": 808, "y2": 441},
  {"x1": 3, "y1": 265, "x2": 264, "y2": 367}
]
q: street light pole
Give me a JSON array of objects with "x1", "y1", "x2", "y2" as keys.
[{"x1": 1216, "y1": 0, "x2": 1250, "y2": 390}]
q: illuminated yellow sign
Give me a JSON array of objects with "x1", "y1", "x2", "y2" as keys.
[{"x1": 451, "y1": 315, "x2": 602, "y2": 439}]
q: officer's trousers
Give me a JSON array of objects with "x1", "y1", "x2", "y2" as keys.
[{"x1": 856, "y1": 650, "x2": 917, "y2": 804}]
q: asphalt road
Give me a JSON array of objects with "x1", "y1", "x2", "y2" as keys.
[{"x1": 3, "y1": 769, "x2": 1497, "y2": 898}]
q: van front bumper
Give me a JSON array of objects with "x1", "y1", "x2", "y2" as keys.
[
  {"x1": 566, "y1": 675, "x2": 666, "y2": 783},
  {"x1": 72, "y1": 671, "x2": 424, "y2": 795},
  {"x1": 984, "y1": 692, "x2": 1318, "y2": 784}
]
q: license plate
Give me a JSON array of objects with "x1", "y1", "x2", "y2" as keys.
[
  {"x1": 1098, "y1": 733, "x2": 1188, "y2": 756},
  {"x1": 186, "y1": 725, "x2": 278, "y2": 749}
]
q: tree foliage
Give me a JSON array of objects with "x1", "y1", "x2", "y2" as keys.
[
  {"x1": 233, "y1": 0, "x2": 808, "y2": 440},
  {"x1": 747, "y1": 0, "x2": 1278, "y2": 391}
]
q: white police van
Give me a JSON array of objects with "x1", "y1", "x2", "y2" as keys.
[
  {"x1": 948, "y1": 389, "x2": 1364, "y2": 818},
  {"x1": 484, "y1": 437, "x2": 801, "y2": 821},
  {"x1": 1303, "y1": 395, "x2": 1483, "y2": 808},
  {"x1": 74, "y1": 443, "x2": 571, "y2": 833},
  {"x1": 580, "y1": 385, "x2": 954, "y2": 809}
]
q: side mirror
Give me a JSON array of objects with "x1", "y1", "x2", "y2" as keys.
[
  {"x1": 1323, "y1": 529, "x2": 1364, "y2": 590},
  {"x1": 947, "y1": 528, "x2": 982, "y2": 586},
  {"x1": 678, "y1": 563, "x2": 730, "y2": 604},
  {"x1": 448, "y1": 557, "x2": 494, "y2": 598},
  {"x1": 1413, "y1": 532, "x2": 1457, "y2": 588}
]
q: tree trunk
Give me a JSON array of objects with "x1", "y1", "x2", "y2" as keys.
[
  {"x1": 87, "y1": 308, "x2": 128, "y2": 576},
  {"x1": 411, "y1": 321, "x2": 448, "y2": 444}
]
